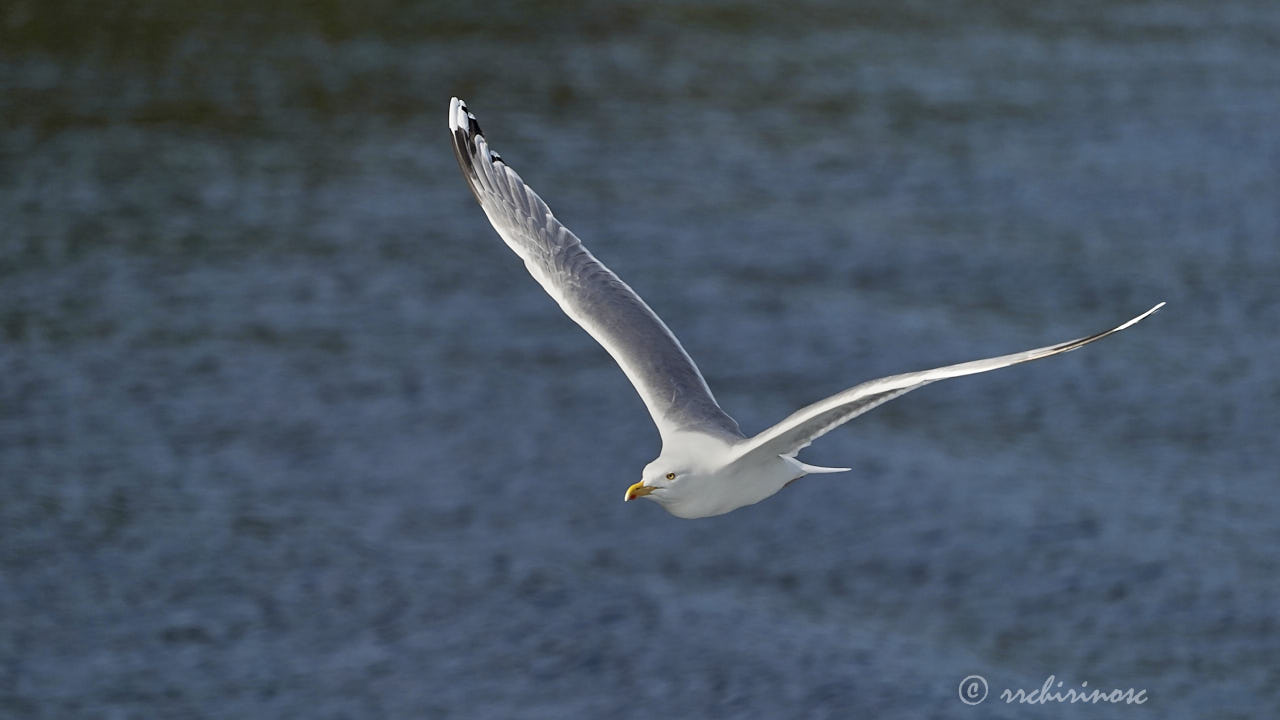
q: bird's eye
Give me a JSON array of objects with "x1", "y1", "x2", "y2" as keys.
[{"x1": 665, "y1": 472, "x2": 676, "y2": 480}]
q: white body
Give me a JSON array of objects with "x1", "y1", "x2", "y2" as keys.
[{"x1": 637, "y1": 433, "x2": 820, "y2": 519}]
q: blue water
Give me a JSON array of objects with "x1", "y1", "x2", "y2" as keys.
[{"x1": 3, "y1": 2, "x2": 1278, "y2": 718}]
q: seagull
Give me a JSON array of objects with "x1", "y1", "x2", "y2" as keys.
[{"x1": 448, "y1": 97, "x2": 1163, "y2": 519}]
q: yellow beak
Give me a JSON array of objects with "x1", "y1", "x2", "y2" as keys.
[{"x1": 624, "y1": 481, "x2": 654, "y2": 502}]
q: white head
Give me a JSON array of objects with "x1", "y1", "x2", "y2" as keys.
[
  {"x1": 622, "y1": 432, "x2": 739, "y2": 517},
  {"x1": 623, "y1": 459, "x2": 691, "y2": 506}
]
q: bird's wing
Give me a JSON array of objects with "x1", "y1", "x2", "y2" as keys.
[
  {"x1": 449, "y1": 98, "x2": 743, "y2": 443},
  {"x1": 732, "y1": 303, "x2": 1164, "y2": 461}
]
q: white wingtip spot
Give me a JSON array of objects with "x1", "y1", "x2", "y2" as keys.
[
  {"x1": 1117, "y1": 302, "x2": 1166, "y2": 332},
  {"x1": 449, "y1": 96, "x2": 476, "y2": 137}
]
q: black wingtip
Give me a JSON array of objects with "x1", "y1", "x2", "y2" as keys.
[
  {"x1": 449, "y1": 98, "x2": 481, "y2": 199},
  {"x1": 449, "y1": 97, "x2": 503, "y2": 166},
  {"x1": 450, "y1": 97, "x2": 510, "y2": 206}
]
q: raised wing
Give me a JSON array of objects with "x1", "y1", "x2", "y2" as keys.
[
  {"x1": 449, "y1": 98, "x2": 743, "y2": 443},
  {"x1": 733, "y1": 303, "x2": 1164, "y2": 460}
]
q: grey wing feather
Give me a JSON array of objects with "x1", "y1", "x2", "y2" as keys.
[
  {"x1": 449, "y1": 98, "x2": 742, "y2": 443},
  {"x1": 734, "y1": 303, "x2": 1164, "y2": 460}
]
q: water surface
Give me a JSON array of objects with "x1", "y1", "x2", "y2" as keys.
[{"x1": 3, "y1": 2, "x2": 1278, "y2": 717}]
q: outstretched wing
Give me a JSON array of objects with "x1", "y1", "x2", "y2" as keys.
[
  {"x1": 449, "y1": 98, "x2": 743, "y2": 443},
  {"x1": 733, "y1": 303, "x2": 1164, "y2": 460}
]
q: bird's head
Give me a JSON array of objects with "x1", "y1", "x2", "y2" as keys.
[
  {"x1": 624, "y1": 433, "x2": 736, "y2": 511},
  {"x1": 623, "y1": 463, "x2": 688, "y2": 505}
]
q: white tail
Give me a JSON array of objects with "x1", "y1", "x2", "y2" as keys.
[{"x1": 793, "y1": 459, "x2": 851, "y2": 474}]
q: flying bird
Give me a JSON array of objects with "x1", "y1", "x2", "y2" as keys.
[{"x1": 448, "y1": 97, "x2": 1162, "y2": 519}]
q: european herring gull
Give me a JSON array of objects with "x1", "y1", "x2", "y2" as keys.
[{"x1": 449, "y1": 97, "x2": 1163, "y2": 519}]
